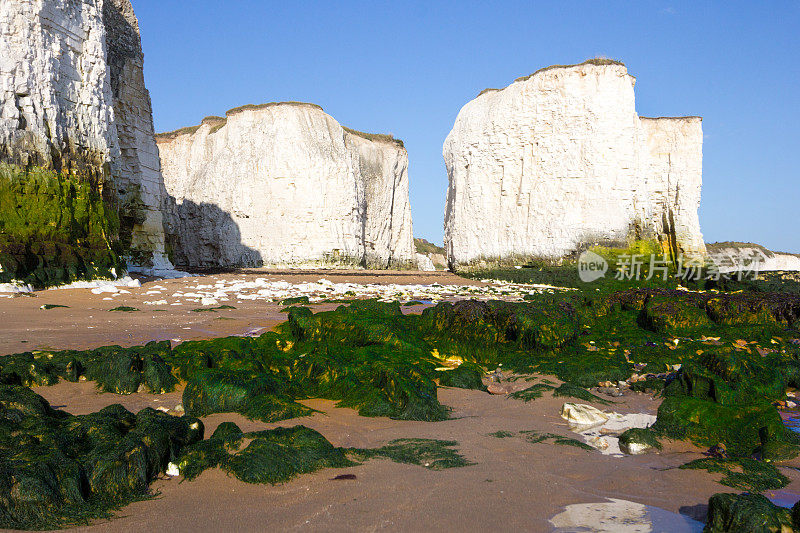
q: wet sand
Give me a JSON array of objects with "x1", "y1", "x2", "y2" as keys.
[
  {"x1": 3, "y1": 270, "x2": 800, "y2": 531},
  {"x1": 32, "y1": 380, "x2": 753, "y2": 532}
]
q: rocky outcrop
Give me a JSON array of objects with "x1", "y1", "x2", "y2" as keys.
[
  {"x1": 0, "y1": 0, "x2": 174, "y2": 284},
  {"x1": 443, "y1": 60, "x2": 705, "y2": 269},
  {"x1": 156, "y1": 103, "x2": 415, "y2": 269}
]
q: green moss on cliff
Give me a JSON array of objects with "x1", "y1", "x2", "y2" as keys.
[{"x1": 0, "y1": 163, "x2": 121, "y2": 287}]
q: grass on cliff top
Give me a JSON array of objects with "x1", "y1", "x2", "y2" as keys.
[
  {"x1": 154, "y1": 124, "x2": 201, "y2": 141},
  {"x1": 156, "y1": 103, "x2": 326, "y2": 141},
  {"x1": 515, "y1": 58, "x2": 625, "y2": 82},
  {"x1": 342, "y1": 126, "x2": 404, "y2": 148},
  {"x1": 414, "y1": 238, "x2": 446, "y2": 256},
  {"x1": 706, "y1": 241, "x2": 775, "y2": 256},
  {"x1": 226, "y1": 101, "x2": 324, "y2": 116},
  {"x1": 476, "y1": 58, "x2": 626, "y2": 97},
  {"x1": 155, "y1": 102, "x2": 404, "y2": 147}
]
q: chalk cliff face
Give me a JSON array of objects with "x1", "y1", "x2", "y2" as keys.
[
  {"x1": 0, "y1": 0, "x2": 173, "y2": 281},
  {"x1": 443, "y1": 60, "x2": 705, "y2": 269},
  {"x1": 156, "y1": 103, "x2": 415, "y2": 269},
  {"x1": 707, "y1": 243, "x2": 800, "y2": 273}
]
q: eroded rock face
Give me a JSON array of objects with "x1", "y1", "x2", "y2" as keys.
[
  {"x1": 156, "y1": 103, "x2": 415, "y2": 269},
  {"x1": 443, "y1": 60, "x2": 705, "y2": 269},
  {"x1": 0, "y1": 0, "x2": 173, "y2": 276}
]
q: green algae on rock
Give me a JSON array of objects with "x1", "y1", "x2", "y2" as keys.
[
  {"x1": 437, "y1": 361, "x2": 487, "y2": 391},
  {"x1": 0, "y1": 164, "x2": 121, "y2": 287},
  {"x1": 176, "y1": 423, "x2": 353, "y2": 484},
  {"x1": 704, "y1": 492, "x2": 798, "y2": 533},
  {"x1": 0, "y1": 385, "x2": 203, "y2": 530}
]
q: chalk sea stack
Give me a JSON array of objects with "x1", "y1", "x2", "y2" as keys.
[
  {"x1": 0, "y1": 0, "x2": 174, "y2": 285},
  {"x1": 156, "y1": 103, "x2": 415, "y2": 269},
  {"x1": 443, "y1": 59, "x2": 705, "y2": 270}
]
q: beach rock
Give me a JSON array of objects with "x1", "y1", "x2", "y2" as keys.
[
  {"x1": 487, "y1": 383, "x2": 509, "y2": 395},
  {"x1": 598, "y1": 387, "x2": 623, "y2": 397},
  {"x1": 618, "y1": 428, "x2": 661, "y2": 455},
  {"x1": 443, "y1": 60, "x2": 705, "y2": 269},
  {"x1": 588, "y1": 436, "x2": 610, "y2": 450},
  {"x1": 706, "y1": 493, "x2": 794, "y2": 533},
  {"x1": 166, "y1": 462, "x2": 181, "y2": 477},
  {"x1": 0, "y1": 0, "x2": 175, "y2": 276},
  {"x1": 560, "y1": 403, "x2": 609, "y2": 426},
  {"x1": 156, "y1": 104, "x2": 415, "y2": 269},
  {"x1": 707, "y1": 443, "x2": 728, "y2": 459}
]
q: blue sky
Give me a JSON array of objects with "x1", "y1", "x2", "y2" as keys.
[{"x1": 138, "y1": 1, "x2": 800, "y2": 252}]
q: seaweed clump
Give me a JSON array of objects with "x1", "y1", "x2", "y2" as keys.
[
  {"x1": 176, "y1": 424, "x2": 469, "y2": 482},
  {"x1": 652, "y1": 349, "x2": 800, "y2": 459},
  {"x1": 437, "y1": 362, "x2": 487, "y2": 391},
  {"x1": 0, "y1": 385, "x2": 203, "y2": 529},
  {"x1": 681, "y1": 458, "x2": 788, "y2": 492},
  {"x1": 705, "y1": 493, "x2": 798, "y2": 533},
  {"x1": 176, "y1": 423, "x2": 353, "y2": 484},
  {"x1": 0, "y1": 341, "x2": 177, "y2": 394}
]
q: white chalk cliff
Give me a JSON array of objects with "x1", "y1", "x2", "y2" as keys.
[
  {"x1": 0, "y1": 0, "x2": 174, "y2": 274},
  {"x1": 707, "y1": 243, "x2": 800, "y2": 273},
  {"x1": 156, "y1": 103, "x2": 415, "y2": 268},
  {"x1": 443, "y1": 60, "x2": 705, "y2": 269}
]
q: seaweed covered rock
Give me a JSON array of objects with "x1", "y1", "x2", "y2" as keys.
[
  {"x1": 655, "y1": 349, "x2": 800, "y2": 458},
  {"x1": 704, "y1": 493, "x2": 795, "y2": 533},
  {"x1": 0, "y1": 385, "x2": 202, "y2": 529},
  {"x1": 683, "y1": 458, "x2": 789, "y2": 492},
  {"x1": 618, "y1": 428, "x2": 662, "y2": 455},
  {"x1": 418, "y1": 297, "x2": 584, "y2": 359},
  {"x1": 176, "y1": 424, "x2": 353, "y2": 484},
  {"x1": 0, "y1": 341, "x2": 177, "y2": 394},
  {"x1": 640, "y1": 294, "x2": 711, "y2": 335},
  {"x1": 177, "y1": 426, "x2": 470, "y2": 483},
  {"x1": 182, "y1": 370, "x2": 311, "y2": 422},
  {"x1": 278, "y1": 301, "x2": 449, "y2": 420},
  {"x1": 612, "y1": 288, "x2": 800, "y2": 332}
]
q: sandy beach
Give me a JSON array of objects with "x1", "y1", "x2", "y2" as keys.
[{"x1": 4, "y1": 271, "x2": 796, "y2": 531}]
